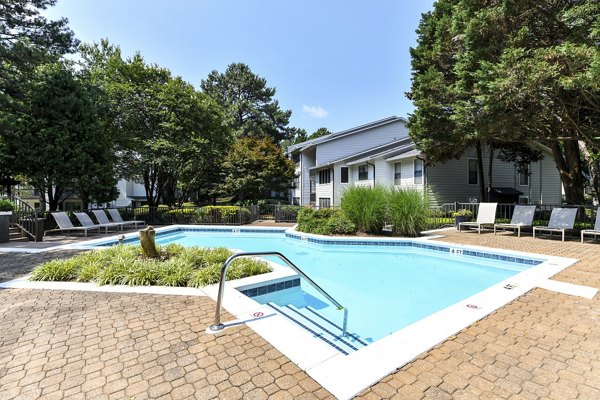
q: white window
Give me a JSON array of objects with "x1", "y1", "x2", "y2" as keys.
[
  {"x1": 358, "y1": 165, "x2": 369, "y2": 181},
  {"x1": 394, "y1": 162, "x2": 402, "y2": 185},
  {"x1": 318, "y1": 169, "x2": 331, "y2": 184},
  {"x1": 414, "y1": 159, "x2": 424, "y2": 184},
  {"x1": 340, "y1": 167, "x2": 349, "y2": 184},
  {"x1": 468, "y1": 159, "x2": 478, "y2": 185},
  {"x1": 319, "y1": 198, "x2": 331, "y2": 208},
  {"x1": 519, "y1": 165, "x2": 530, "y2": 186}
]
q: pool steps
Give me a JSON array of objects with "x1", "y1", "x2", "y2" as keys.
[{"x1": 266, "y1": 303, "x2": 368, "y2": 355}]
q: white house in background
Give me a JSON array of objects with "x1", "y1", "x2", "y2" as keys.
[
  {"x1": 287, "y1": 116, "x2": 562, "y2": 207},
  {"x1": 109, "y1": 179, "x2": 148, "y2": 208}
]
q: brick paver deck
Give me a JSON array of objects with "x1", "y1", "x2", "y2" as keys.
[{"x1": 0, "y1": 229, "x2": 599, "y2": 399}]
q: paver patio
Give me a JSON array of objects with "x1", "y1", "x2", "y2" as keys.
[{"x1": 0, "y1": 229, "x2": 599, "y2": 399}]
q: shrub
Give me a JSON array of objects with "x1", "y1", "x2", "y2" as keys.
[
  {"x1": 0, "y1": 199, "x2": 15, "y2": 212},
  {"x1": 275, "y1": 205, "x2": 301, "y2": 222},
  {"x1": 162, "y1": 208, "x2": 198, "y2": 224},
  {"x1": 451, "y1": 209, "x2": 473, "y2": 217},
  {"x1": 30, "y1": 258, "x2": 80, "y2": 281},
  {"x1": 157, "y1": 258, "x2": 194, "y2": 286},
  {"x1": 198, "y1": 206, "x2": 251, "y2": 224},
  {"x1": 187, "y1": 265, "x2": 221, "y2": 287},
  {"x1": 340, "y1": 185, "x2": 388, "y2": 233},
  {"x1": 387, "y1": 188, "x2": 428, "y2": 237},
  {"x1": 31, "y1": 244, "x2": 270, "y2": 287},
  {"x1": 296, "y1": 208, "x2": 356, "y2": 235},
  {"x1": 187, "y1": 257, "x2": 270, "y2": 287}
]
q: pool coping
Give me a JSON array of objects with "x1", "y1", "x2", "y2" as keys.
[{"x1": 1, "y1": 225, "x2": 591, "y2": 399}]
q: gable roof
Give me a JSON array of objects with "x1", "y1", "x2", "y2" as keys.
[
  {"x1": 287, "y1": 116, "x2": 407, "y2": 154},
  {"x1": 308, "y1": 137, "x2": 414, "y2": 171}
]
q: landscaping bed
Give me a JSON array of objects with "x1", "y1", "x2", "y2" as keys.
[{"x1": 30, "y1": 244, "x2": 270, "y2": 287}]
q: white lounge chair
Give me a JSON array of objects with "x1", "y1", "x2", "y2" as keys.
[
  {"x1": 92, "y1": 209, "x2": 128, "y2": 231},
  {"x1": 493, "y1": 205, "x2": 537, "y2": 237},
  {"x1": 74, "y1": 212, "x2": 122, "y2": 233},
  {"x1": 581, "y1": 209, "x2": 600, "y2": 243},
  {"x1": 45, "y1": 212, "x2": 102, "y2": 237},
  {"x1": 533, "y1": 207, "x2": 577, "y2": 242},
  {"x1": 459, "y1": 203, "x2": 498, "y2": 234},
  {"x1": 107, "y1": 208, "x2": 145, "y2": 229}
]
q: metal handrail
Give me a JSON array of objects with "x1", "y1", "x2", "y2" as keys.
[
  {"x1": 210, "y1": 251, "x2": 349, "y2": 337},
  {"x1": 9, "y1": 195, "x2": 40, "y2": 241}
]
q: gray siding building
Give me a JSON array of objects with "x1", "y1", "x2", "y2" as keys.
[{"x1": 288, "y1": 116, "x2": 562, "y2": 207}]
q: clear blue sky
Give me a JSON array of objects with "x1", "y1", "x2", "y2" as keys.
[{"x1": 44, "y1": 0, "x2": 435, "y2": 134}]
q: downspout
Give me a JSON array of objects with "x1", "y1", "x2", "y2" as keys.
[
  {"x1": 418, "y1": 156, "x2": 427, "y2": 202},
  {"x1": 366, "y1": 161, "x2": 375, "y2": 186},
  {"x1": 539, "y1": 158, "x2": 543, "y2": 204},
  {"x1": 300, "y1": 153, "x2": 303, "y2": 206}
]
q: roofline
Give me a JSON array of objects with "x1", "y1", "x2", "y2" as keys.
[
  {"x1": 334, "y1": 138, "x2": 412, "y2": 165},
  {"x1": 308, "y1": 138, "x2": 413, "y2": 171},
  {"x1": 316, "y1": 116, "x2": 407, "y2": 146},
  {"x1": 287, "y1": 115, "x2": 407, "y2": 154}
]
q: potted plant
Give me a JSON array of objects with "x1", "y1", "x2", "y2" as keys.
[
  {"x1": 0, "y1": 199, "x2": 15, "y2": 243},
  {"x1": 452, "y1": 209, "x2": 473, "y2": 229}
]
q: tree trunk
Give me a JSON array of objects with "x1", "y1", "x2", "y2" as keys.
[
  {"x1": 579, "y1": 141, "x2": 600, "y2": 203},
  {"x1": 548, "y1": 139, "x2": 585, "y2": 205},
  {"x1": 487, "y1": 146, "x2": 495, "y2": 203},
  {"x1": 143, "y1": 166, "x2": 160, "y2": 207},
  {"x1": 139, "y1": 226, "x2": 159, "y2": 258},
  {"x1": 47, "y1": 184, "x2": 63, "y2": 211},
  {"x1": 475, "y1": 142, "x2": 486, "y2": 202}
]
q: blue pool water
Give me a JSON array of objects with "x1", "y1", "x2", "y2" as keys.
[{"x1": 112, "y1": 229, "x2": 540, "y2": 344}]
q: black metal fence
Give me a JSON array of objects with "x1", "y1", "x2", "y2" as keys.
[
  {"x1": 427, "y1": 202, "x2": 598, "y2": 231},
  {"x1": 37, "y1": 202, "x2": 600, "y2": 239}
]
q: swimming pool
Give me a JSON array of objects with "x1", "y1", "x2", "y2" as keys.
[
  {"x1": 83, "y1": 225, "x2": 577, "y2": 399},
  {"x1": 98, "y1": 227, "x2": 543, "y2": 349}
]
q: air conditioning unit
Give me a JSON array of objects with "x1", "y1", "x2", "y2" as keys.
[{"x1": 518, "y1": 196, "x2": 529, "y2": 204}]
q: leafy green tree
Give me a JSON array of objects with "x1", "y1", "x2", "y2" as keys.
[
  {"x1": 308, "y1": 127, "x2": 332, "y2": 140},
  {"x1": 473, "y1": 0, "x2": 600, "y2": 204},
  {"x1": 0, "y1": 0, "x2": 78, "y2": 182},
  {"x1": 3, "y1": 62, "x2": 117, "y2": 210},
  {"x1": 80, "y1": 40, "x2": 230, "y2": 207},
  {"x1": 290, "y1": 127, "x2": 308, "y2": 145},
  {"x1": 222, "y1": 137, "x2": 295, "y2": 202},
  {"x1": 201, "y1": 63, "x2": 292, "y2": 143},
  {"x1": 408, "y1": 0, "x2": 600, "y2": 204}
]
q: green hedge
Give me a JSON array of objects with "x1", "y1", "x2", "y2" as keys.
[
  {"x1": 134, "y1": 205, "x2": 252, "y2": 224},
  {"x1": 296, "y1": 208, "x2": 356, "y2": 235}
]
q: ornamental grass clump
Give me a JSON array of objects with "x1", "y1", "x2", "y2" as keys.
[
  {"x1": 30, "y1": 244, "x2": 270, "y2": 287},
  {"x1": 340, "y1": 185, "x2": 387, "y2": 233},
  {"x1": 386, "y1": 188, "x2": 428, "y2": 237},
  {"x1": 30, "y1": 258, "x2": 80, "y2": 281}
]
